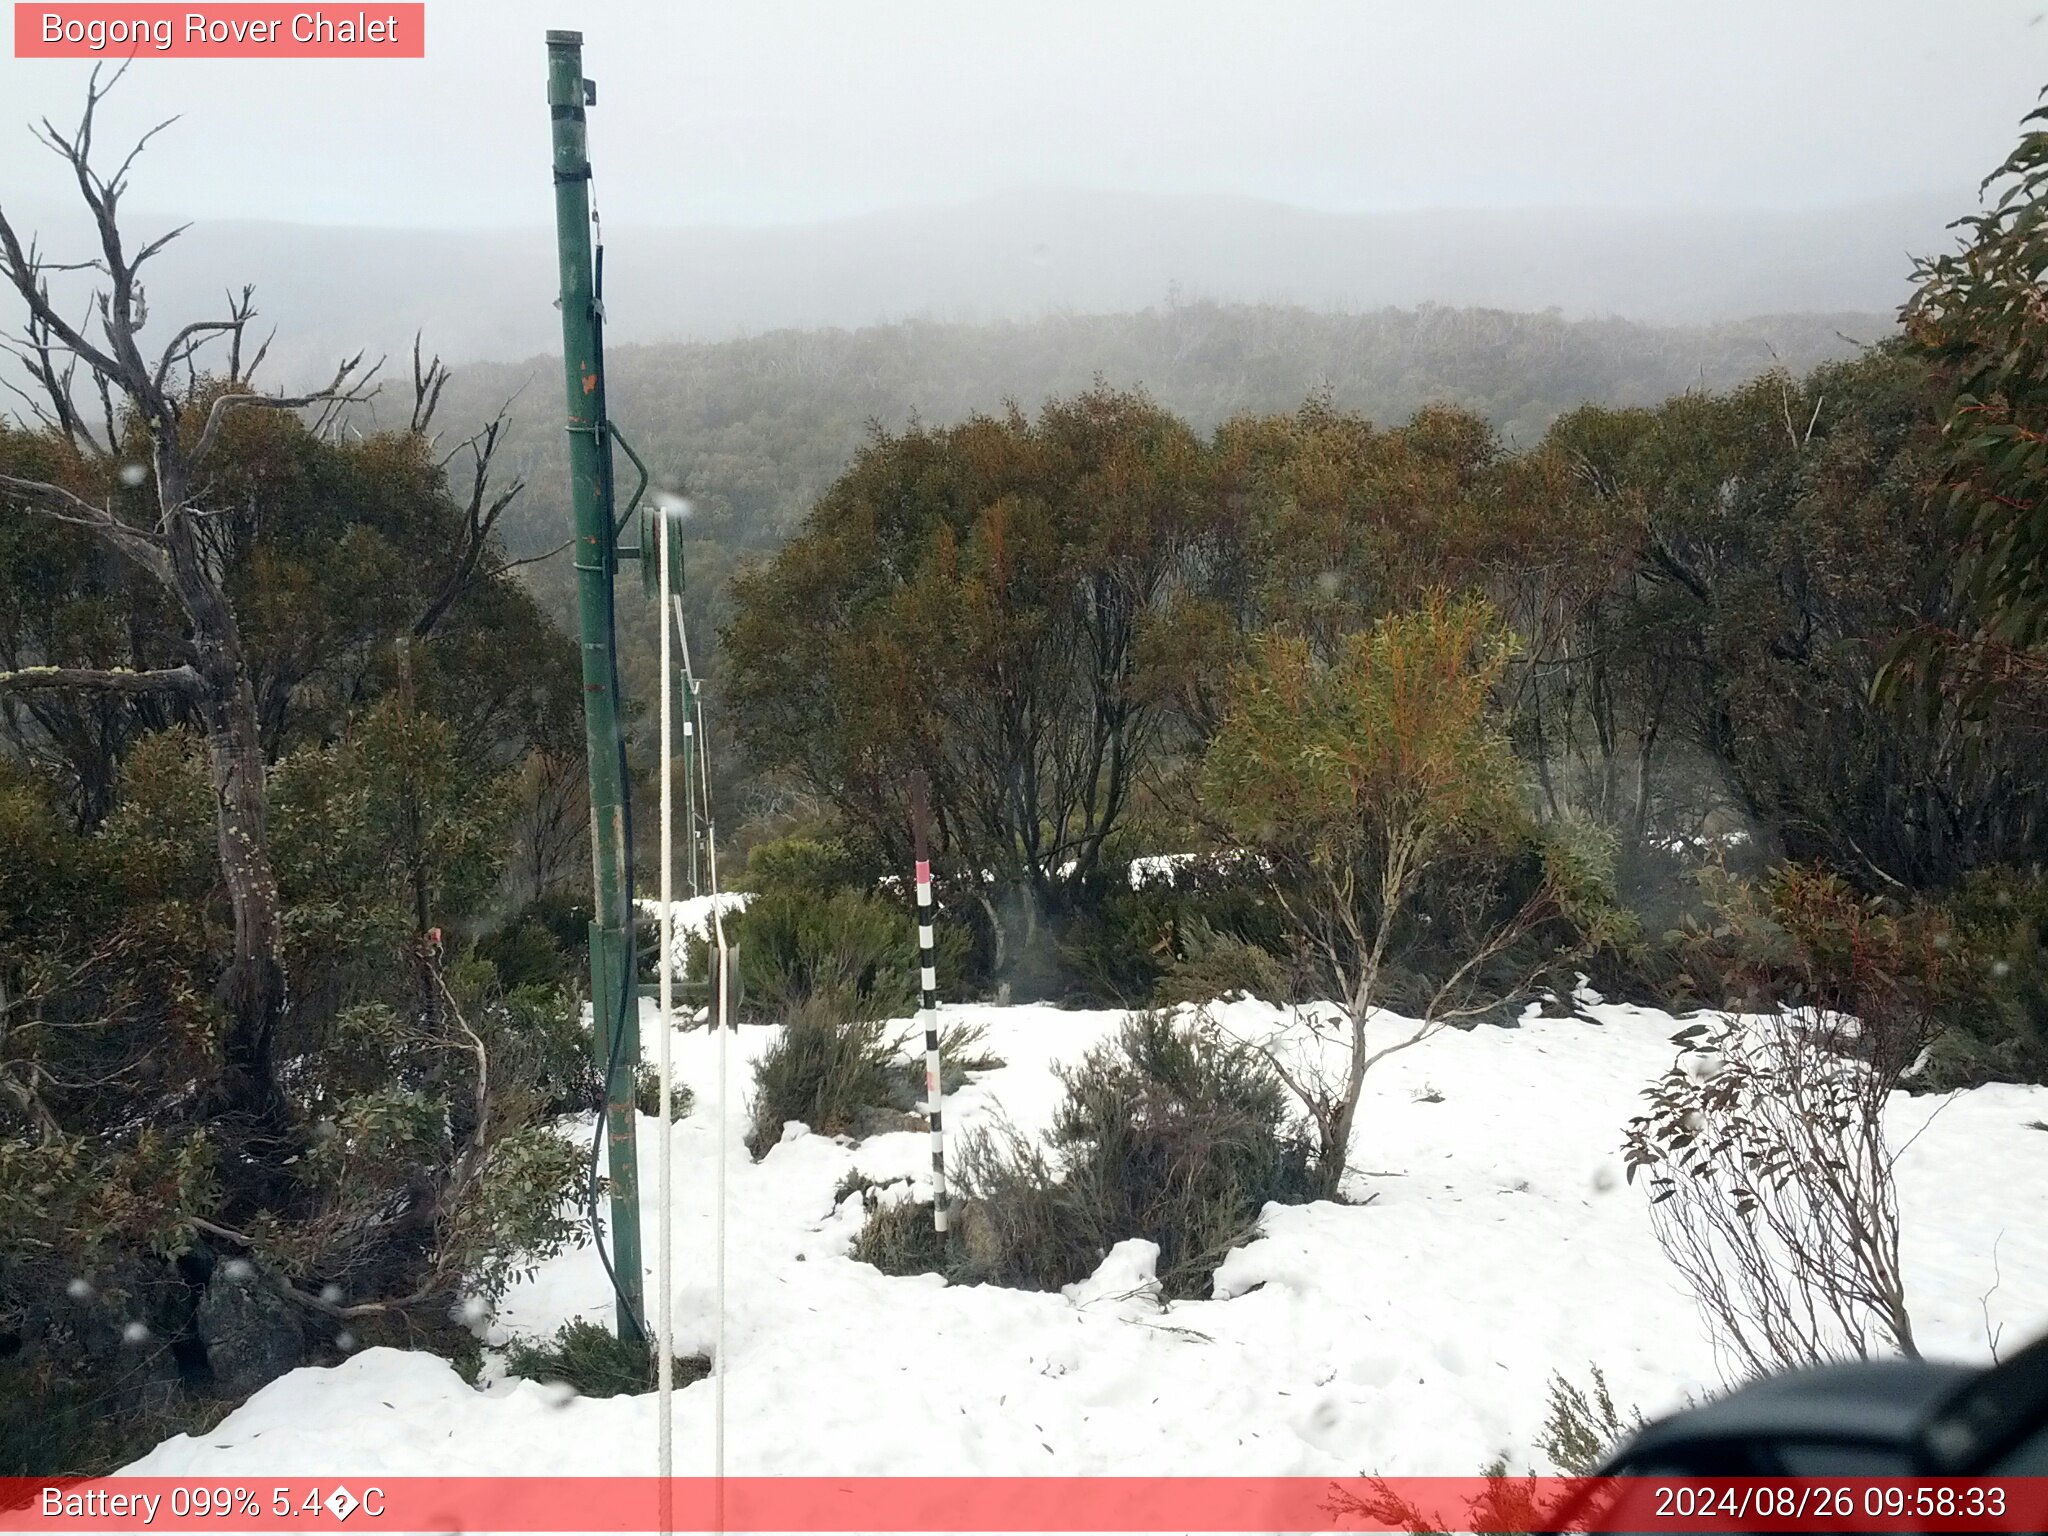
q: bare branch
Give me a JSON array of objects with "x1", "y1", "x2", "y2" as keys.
[
  {"x1": 412, "y1": 404, "x2": 527, "y2": 639},
  {"x1": 0, "y1": 207, "x2": 126, "y2": 384},
  {"x1": 188, "y1": 351, "x2": 376, "y2": 469},
  {"x1": 0, "y1": 469, "x2": 151, "y2": 536},
  {"x1": 409, "y1": 333, "x2": 448, "y2": 437},
  {"x1": 491, "y1": 537, "x2": 572, "y2": 575},
  {"x1": 0, "y1": 663, "x2": 202, "y2": 698},
  {"x1": 150, "y1": 314, "x2": 244, "y2": 396}
]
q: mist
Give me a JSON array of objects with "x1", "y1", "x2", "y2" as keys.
[{"x1": 2, "y1": 0, "x2": 2043, "y2": 381}]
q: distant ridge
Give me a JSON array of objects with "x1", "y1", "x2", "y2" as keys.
[
  {"x1": 5, "y1": 186, "x2": 1953, "y2": 387},
  {"x1": 428, "y1": 300, "x2": 1894, "y2": 562}
]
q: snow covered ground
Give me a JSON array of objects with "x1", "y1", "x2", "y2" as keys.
[{"x1": 124, "y1": 994, "x2": 2048, "y2": 1480}]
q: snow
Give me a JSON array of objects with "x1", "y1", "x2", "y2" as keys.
[
  {"x1": 636, "y1": 894, "x2": 748, "y2": 940},
  {"x1": 636, "y1": 894, "x2": 748, "y2": 971},
  {"x1": 122, "y1": 995, "x2": 2048, "y2": 1480}
]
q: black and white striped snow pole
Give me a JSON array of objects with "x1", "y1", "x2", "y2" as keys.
[{"x1": 909, "y1": 770, "x2": 947, "y2": 1236}]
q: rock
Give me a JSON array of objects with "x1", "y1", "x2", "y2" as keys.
[
  {"x1": 849, "y1": 1106, "x2": 929, "y2": 1139},
  {"x1": 195, "y1": 1262, "x2": 304, "y2": 1398}
]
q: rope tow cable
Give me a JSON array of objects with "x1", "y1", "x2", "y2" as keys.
[
  {"x1": 655, "y1": 515, "x2": 732, "y2": 1521},
  {"x1": 655, "y1": 504, "x2": 675, "y2": 1529}
]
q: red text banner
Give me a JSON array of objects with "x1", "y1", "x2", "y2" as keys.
[
  {"x1": 1, "y1": 1476, "x2": 2046, "y2": 1532},
  {"x1": 14, "y1": 5, "x2": 425, "y2": 58}
]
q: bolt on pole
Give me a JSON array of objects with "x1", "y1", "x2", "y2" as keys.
[{"x1": 546, "y1": 27, "x2": 643, "y2": 1341}]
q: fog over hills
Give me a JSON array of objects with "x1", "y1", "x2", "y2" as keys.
[
  {"x1": 11, "y1": 186, "x2": 1953, "y2": 386},
  {"x1": 429, "y1": 301, "x2": 1889, "y2": 568}
]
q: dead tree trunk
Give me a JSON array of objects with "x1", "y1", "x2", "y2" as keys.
[{"x1": 0, "y1": 67, "x2": 371, "y2": 1115}]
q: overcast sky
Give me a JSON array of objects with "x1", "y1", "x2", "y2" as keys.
[{"x1": 2, "y1": 0, "x2": 2045, "y2": 229}]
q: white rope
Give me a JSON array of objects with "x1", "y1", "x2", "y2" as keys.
[
  {"x1": 710, "y1": 815, "x2": 729, "y2": 1518},
  {"x1": 666, "y1": 584, "x2": 731, "y2": 1519},
  {"x1": 654, "y1": 508, "x2": 675, "y2": 1526}
]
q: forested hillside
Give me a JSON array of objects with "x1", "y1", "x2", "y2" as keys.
[
  {"x1": 445, "y1": 302, "x2": 1884, "y2": 565},
  {"x1": 432, "y1": 301, "x2": 1883, "y2": 844}
]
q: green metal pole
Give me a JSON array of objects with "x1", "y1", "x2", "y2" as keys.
[{"x1": 546, "y1": 28, "x2": 643, "y2": 1341}]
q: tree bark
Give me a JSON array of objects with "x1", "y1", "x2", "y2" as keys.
[{"x1": 184, "y1": 595, "x2": 285, "y2": 1112}]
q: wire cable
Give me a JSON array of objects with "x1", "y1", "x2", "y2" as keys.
[
  {"x1": 656, "y1": 502, "x2": 676, "y2": 1525},
  {"x1": 576, "y1": 224, "x2": 649, "y2": 1348},
  {"x1": 667, "y1": 587, "x2": 730, "y2": 1507}
]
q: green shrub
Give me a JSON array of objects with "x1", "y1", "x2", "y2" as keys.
[
  {"x1": 1057, "y1": 856, "x2": 1294, "y2": 1007},
  {"x1": 1335, "y1": 1459, "x2": 1544, "y2": 1536},
  {"x1": 634, "y1": 1064, "x2": 695, "y2": 1119},
  {"x1": 1668, "y1": 862, "x2": 2048, "y2": 1091},
  {"x1": 738, "y1": 831, "x2": 873, "y2": 896},
  {"x1": 1539, "y1": 1365, "x2": 1644, "y2": 1475},
  {"x1": 501, "y1": 1319, "x2": 709, "y2": 1400},
  {"x1": 745, "y1": 1003, "x2": 907, "y2": 1158},
  {"x1": 488, "y1": 985, "x2": 601, "y2": 1117},
  {"x1": 725, "y1": 888, "x2": 918, "y2": 1024},
  {"x1": 856, "y1": 1010, "x2": 1314, "y2": 1298},
  {"x1": 848, "y1": 1189, "x2": 953, "y2": 1275},
  {"x1": 1157, "y1": 916, "x2": 1300, "y2": 1008},
  {"x1": 0, "y1": 1352, "x2": 231, "y2": 1478},
  {"x1": 1908, "y1": 868, "x2": 2048, "y2": 1090},
  {"x1": 474, "y1": 896, "x2": 589, "y2": 993}
]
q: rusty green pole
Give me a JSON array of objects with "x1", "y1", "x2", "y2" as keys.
[{"x1": 546, "y1": 28, "x2": 642, "y2": 1340}]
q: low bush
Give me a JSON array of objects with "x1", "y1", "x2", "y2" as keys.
[
  {"x1": 1538, "y1": 1365, "x2": 1644, "y2": 1475},
  {"x1": 1335, "y1": 1460, "x2": 1544, "y2": 1536},
  {"x1": 1668, "y1": 862, "x2": 2048, "y2": 1091},
  {"x1": 749, "y1": 1010, "x2": 1001, "y2": 1161},
  {"x1": 855, "y1": 1010, "x2": 1314, "y2": 1298},
  {"x1": 737, "y1": 831, "x2": 876, "y2": 897},
  {"x1": 721, "y1": 888, "x2": 933, "y2": 1025},
  {"x1": 745, "y1": 1005, "x2": 907, "y2": 1158},
  {"x1": 501, "y1": 1319, "x2": 709, "y2": 1400},
  {"x1": 491, "y1": 984, "x2": 602, "y2": 1117},
  {"x1": 1907, "y1": 868, "x2": 2048, "y2": 1090},
  {"x1": 0, "y1": 1352, "x2": 232, "y2": 1478},
  {"x1": 474, "y1": 892, "x2": 590, "y2": 994},
  {"x1": 1056, "y1": 856, "x2": 1294, "y2": 1007},
  {"x1": 847, "y1": 1189, "x2": 953, "y2": 1276},
  {"x1": 1625, "y1": 1005, "x2": 1927, "y2": 1378},
  {"x1": 633, "y1": 1065, "x2": 695, "y2": 1120}
]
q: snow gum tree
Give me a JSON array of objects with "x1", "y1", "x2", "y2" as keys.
[
  {"x1": 723, "y1": 386, "x2": 1219, "y2": 993},
  {"x1": 1200, "y1": 595, "x2": 1612, "y2": 1196}
]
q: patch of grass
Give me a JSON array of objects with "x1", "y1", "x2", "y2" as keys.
[
  {"x1": 501, "y1": 1319, "x2": 709, "y2": 1400},
  {"x1": 634, "y1": 1064, "x2": 696, "y2": 1120},
  {"x1": 0, "y1": 1352, "x2": 234, "y2": 1479}
]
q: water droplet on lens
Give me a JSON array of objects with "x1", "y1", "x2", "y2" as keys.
[{"x1": 539, "y1": 1380, "x2": 577, "y2": 1409}]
